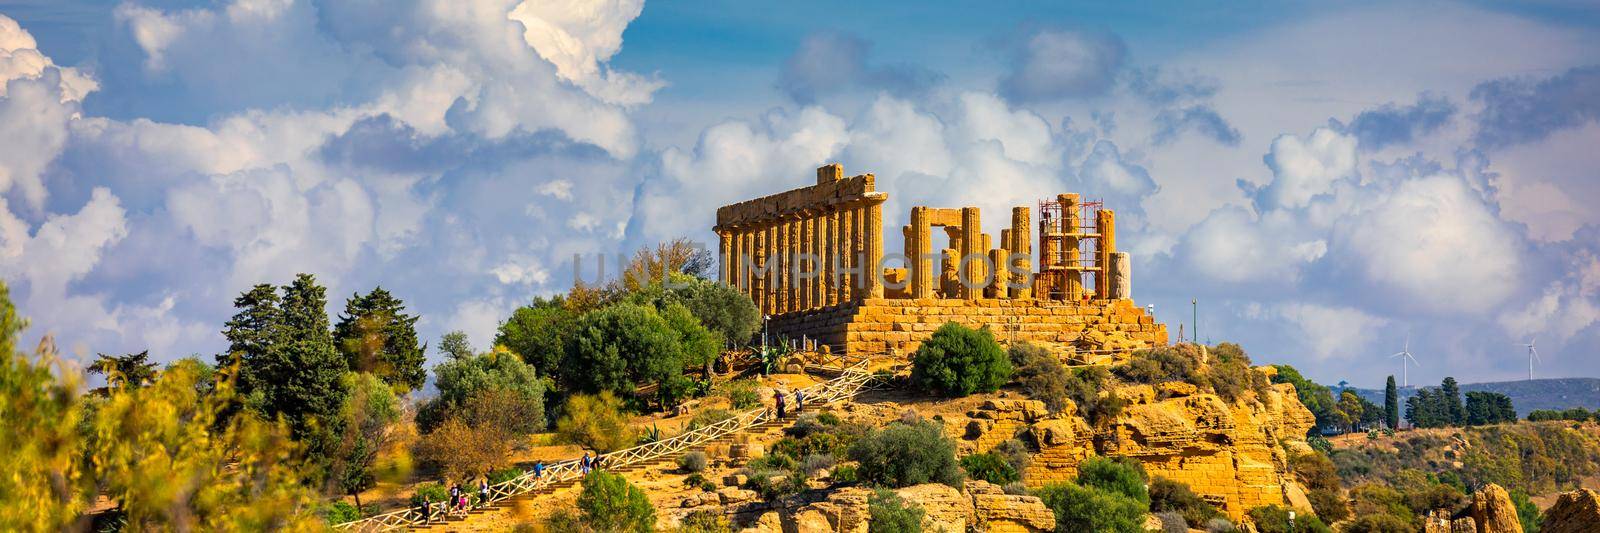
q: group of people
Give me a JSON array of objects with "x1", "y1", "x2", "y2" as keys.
[
  {"x1": 415, "y1": 478, "x2": 489, "y2": 524},
  {"x1": 773, "y1": 387, "x2": 805, "y2": 418}
]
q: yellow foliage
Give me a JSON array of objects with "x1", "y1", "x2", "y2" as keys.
[{"x1": 0, "y1": 282, "x2": 325, "y2": 531}]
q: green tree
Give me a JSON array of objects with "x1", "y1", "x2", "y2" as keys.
[
  {"x1": 868, "y1": 489, "x2": 925, "y2": 533},
  {"x1": 273, "y1": 274, "x2": 351, "y2": 439},
  {"x1": 1075, "y1": 457, "x2": 1149, "y2": 506},
  {"x1": 660, "y1": 302, "x2": 721, "y2": 398},
  {"x1": 910, "y1": 322, "x2": 1011, "y2": 397},
  {"x1": 1465, "y1": 391, "x2": 1517, "y2": 426},
  {"x1": 0, "y1": 294, "x2": 88, "y2": 530},
  {"x1": 1384, "y1": 375, "x2": 1399, "y2": 429},
  {"x1": 1441, "y1": 377, "x2": 1465, "y2": 425},
  {"x1": 439, "y1": 330, "x2": 474, "y2": 360},
  {"x1": 419, "y1": 350, "x2": 546, "y2": 434},
  {"x1": 1248, "y1": 505, "x2": 1332, "y2": 533},
  {"x1": 566, "y1": 302, "x2": 688, "y2": 407},
  {"x1": 575, "y1": 471, "x2": 656, "y2": 532},
  {"x1": 555, "y1": 392, "x2": 637, "y2": 453},
  {"x1": 848, "y1": 420, "x2": 965, "y2": 488},
  {"x1": 494, "y1": 297, "x2": 575, "y2": 377},
  {"x1": 329, "y1": 372, "x2": 401, "y2": 511},
  {"x1": 1149, "y1": 477, "x2": 1220, "y2": 527},
  {"x1": 333, "y1": 287, "x2": 426, "y2": 391},
  {"x1": 219, "y1": 283, "x2": 283, "y2": 402},
  {"x1": 960, "y1": 453, "x2": 1020, "y2": 485},
  {"x1": 87, "y1": 350, "x2": 158, "y2": 394}
]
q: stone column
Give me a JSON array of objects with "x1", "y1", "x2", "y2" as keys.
[
  {"x1": 990, "y1": 248, "x2": 1009, "y2": 299},
  {"x1": 776, "y1": 220, "x2": 789, "y2": 314},
  {"x1": 960, "y1": 207, "x2": 982, "y2": 300},
  {"x1": 823, "y1": 211, "x2": 837, "y2": 307},
  {"x1": 865, "y1": 201, "x2": 884, "y2": 299},
  {"x1": 851, "y1": 206, "x2": 866, "y2": 300},
  {"x1": 979, "y1": 232, "x2": 992, "y2": 292},
  {"x1": 945, "y1": 226, "x2": 963, "y2": 256},
  {"x1": 1011, "y1": 206, "x2": 1032, "y2": 299},
  {"x1": 910, "y1": 206, "x2": 933, "y2": 299},
  {"x1": 1096, "y1": 209, "x2": 1116, "y2": 301},
  {"x1": 839, "y1": 208, "x2": 854, "y2": 302},
  {"x1": 812, "y1": 214, "x2": 825, "y2": 308},
  {"x1": 718, "y1": 230, "x2": 732, "y2": 285},
  {"x1": 1110, "y1": 251, "x2": 1131, "y2": 300},
  {"x1": 754, "y1": 226, "x2": 769, "y2": 314},
  {"x1": 801, "y1": 215, "x2": 815, "y2": 311}
]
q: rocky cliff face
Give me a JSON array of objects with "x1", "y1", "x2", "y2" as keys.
[
  {"x1": 730, "y1": 480, "x2": 1055, "y2": 533},
  {"x1": 961, "y1": 371, "x2": 1318, "y2": 521}
]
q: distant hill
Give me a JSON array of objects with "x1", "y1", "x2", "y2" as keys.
[{"x1": 1348, "y1": 378, "x2": 1600, "y2": 417}]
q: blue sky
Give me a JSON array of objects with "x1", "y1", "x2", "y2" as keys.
[{"x1": 1, "y1": 0, "x2": 1598, "y2": 388}]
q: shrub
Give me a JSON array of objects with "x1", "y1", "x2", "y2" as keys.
[
  {"x1": 1002, "y1": 481, "x2": 1029, "y2": 495},
  {"x1": 867, "y1": 489, "x2": 925, "y2": 533},
  {"x1": 1036, "y1": 482, "x2": 1146, "y2": 533},
  {"x1": 576, "y1": 471, "x2": 656, "y2": 532},
  {"x1": 832, "y1": 464, "x2": 859, "y2": 484},
  {"x1": 1115, "y1": 345, "x2": 1203, "y2": 385},
  {"x1": 420, "y1": 351, "x2": 547, "y2": 434},
  {"x1": 678, "y1": 451, "x2": 708, "y2": 473},
  {"x1": 773, "y1": 433, "x2": 844, "y2": 460},
  {"x1": 1289, "y1": 453, "x2": 1347, "y2": 521},
  {"x1": 993, "y1": 438, "x2": 1032, "y2": 475},
  {"x1": 687, "y1": 409, "x2": 734, "y2": 430},
  {"x1": 487, "y1": 467, "x2": 522, "y2": 485},
  {"x1": 678, "y1": 509, "x2": 732, "y2": 533},
  {"x1": 1247, "y1": 505, "x2": 1332, "y2": 533},
  {"x1": 1065, "y1": 366, "x2": 1124, "y2": 425},
  {"x1": 684, "y1": 473, "x2": 707, "y2": 488},
  {"x1": 410, "y1": 483, "x2": 448, "y2": 507},
  {"x1": 1510, "y1": 489, "x2": 1542, "y2": 533},
  {"x1": 910, "y1": 323, "x2": 1011, "y2": 397},
  {"x1": 786, "y1": 411, "x2": 835, "y2": 438},
  {"x1": 555, "y1": 392, "x2": 637, "y2": 453},
  {"x1": 1009, "y1": 342, "x2": 1070, "y2": 413},
  {"x1": 848, "y1": 420, "x2": 964, "y2": 488},
  {"x1": 321, "y1": 501, "x2": 361, "y2": 523},
  {"x1": 723, "y1": 380, "x2": 761, "y2": 410},
  {"x1": 1075, "y1": 457, "x2": 1149, "y2": 505},
  {"x1": 745, "y1": 468, "x2": 807, "y2": 500},
  {"x1": 802, "y1": 454, "x2": 836, "y2": 476},
  {"x1": 1342, "y1": 514, "x2": 1413, "y2": 533},
  {"x1": 1149, "y1": 477, "x2": 1219, "y2": 526},
  {"x1": 960, "y1": 453, "x2": 1020, "y2": 485},
  {"x1": 1204, "y1": 518, "x2": 1238, "y2": 533},
  {"x1": 1154, "y1": 511, "x2": 1188, "y2": 533}
]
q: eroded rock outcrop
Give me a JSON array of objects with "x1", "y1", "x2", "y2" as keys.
[
  {"x1": 960, "y1": 371, "x2": 1317, "y2": 521},
  {"x1": 1465, "y1": 484, "x2": 1523, "y2": 533},
  {"x1": 1541, "y1": 488, "x2": 1600, "y2": 533}
]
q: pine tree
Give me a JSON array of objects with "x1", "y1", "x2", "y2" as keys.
[
  {"x1": 273, "y1": 274, "x2": 350, "y2": 438},
  {"x1": 334, "y1": 287, "x2": 426, "y2": 391},
  {"x1": 1384, "y1": 375, "x2": 1399, "y2": 429},
  {"x1": 1441, "y1": 377, "x2": 1465, "y2": 426},
  {"x1": 220, "y1": 283, "x2": 283, "y2": 400}
]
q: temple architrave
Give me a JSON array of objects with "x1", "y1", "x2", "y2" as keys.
[{"x1": 713, "y1": 164, "x2": 1167, "y2": 361}]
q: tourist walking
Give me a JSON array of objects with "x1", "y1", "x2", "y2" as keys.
[
  {"x1": 581, "y1": 452, "x2": 592, "y2": 475},
  {"x1": 794, "y1": 388, "x2": 806, "y2": 412},
  {"x1": 478, "y1": 478, "x2": 489, "y2": 508},
  {"x1": 448, "y1": 483, "x2": 462, "y2": 516},
  {"x1": 775, "y1": 388, "x2": 787, "y2": 419},
  {"x1": 533, "y1": 460, "x2": 545, "y2": 479}
]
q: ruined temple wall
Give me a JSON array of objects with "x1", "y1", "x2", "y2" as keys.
[{"x1": 768, "y1": 297, "x2": 1166, "y2": 356}]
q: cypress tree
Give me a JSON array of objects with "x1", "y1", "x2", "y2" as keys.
[
  {"x1": 1384, "y1": 375, "x2": 1399, "y2": 429},
  {"x1": 334, "y1": 287, "x2": 427, "y2": 391},
  {"x1": 1441, "y1": 377, "x2": 1465, "y2": 426},
  {"x1": 274, "y1": 274, "x2": 349, "y2": 436}
]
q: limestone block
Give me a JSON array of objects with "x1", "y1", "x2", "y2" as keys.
[
  {"x1": 897, "y1": 483, "x2": 972, "y2": 532},
  {"x1": 791, "y1": 509, "x2": 833, "y2": 532},
  {"x1": 717, "y1": 487, "x2": 759, "y2": 505},
  {"x1": 1542, "y1": 488, "x2": 1600, "y2": 533}
]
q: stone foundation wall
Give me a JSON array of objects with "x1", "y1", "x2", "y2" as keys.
[{"x1": 768, "y1": 297, "x2": 1167, "y2": 356}]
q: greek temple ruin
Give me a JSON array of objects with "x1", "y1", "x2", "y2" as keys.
[{"x1": 713, "y1": 164, "x2": 1166, "y2": 359}]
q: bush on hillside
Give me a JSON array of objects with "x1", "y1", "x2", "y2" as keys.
[
  {"x1": 848, "y1": 420, "x2": 964, "y2": 488},
  {"x1": 564, "y1": 302, "x2": 689, "y2": 408},
  {"x1": 960, "y1": 453, "x2": 1020, "y2": 485},
  {"x1": 493, "y1": 297, "x2": 575, "y2": 379},
  {"x1": 1149, "y1": 477, "x2": 1219, "y2": 526},
  {"x1": 1247, "y1": 505, "x2": 1332, "y2": 533},
  {"x1": 910, "y1": 323, "x2": 1011, "y2": 397},
  {"x1": 722, "y1": 379, "x2": 761, "y2": 409},
  {"x1": 555, "y1": 392, "x2": 637, "y2": 453},
  {"x1": 1075, "y1": 457, "x2": 1149, "y2": 505},
  {"x1": 677, "y1": 451, "x2": 708, "y2": 473},
  {"x1": 1009, "y1": 342, "x2": 1070, "y2": 413},
  {"x1": 993, "y1": 438, "x2": 1033, "y2": 475},
  {"x1": 867, "y1": 489, "x2": 925, "y2": 533},
  {"x1": 575, "y1": 471, "x2": 656, "y2": 533},
  {"x1": 1036, "y1": 482, "x2": 1146, "y2": 533},
  {"x1": 1289, "y1": 452, "x2": 1347, "y2": 522},
  {"x1": 1115, "y1": 345, "x2": 1203, "y2": 385},
  {"x1": 679, "y1": 509, "x2": 732, "y2": 533}
]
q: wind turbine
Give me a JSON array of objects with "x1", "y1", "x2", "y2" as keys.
[
  {"x1": 1522, "y1": 338, "x2": 1540, "y2": 381},
  {"x1": 1391, "y1": 335, "x2": 1420, "y2": 388}
]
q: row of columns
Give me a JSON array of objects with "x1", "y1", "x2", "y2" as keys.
[{"x1": 716, "y1": 201, "x2": 884, "y2": 316}]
